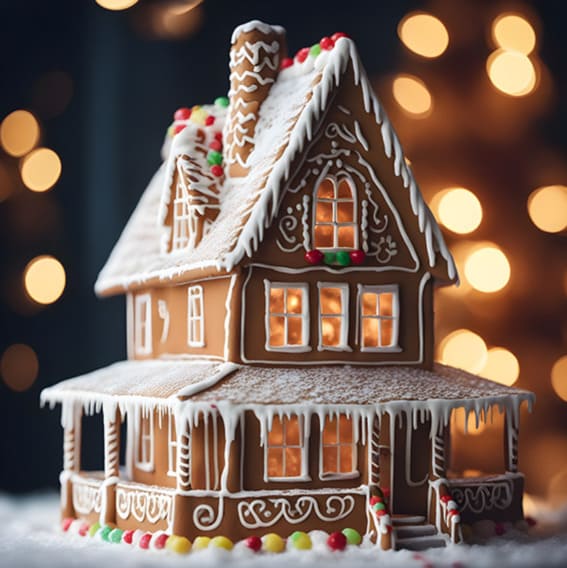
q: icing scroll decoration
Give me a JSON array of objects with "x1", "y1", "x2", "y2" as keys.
[
  {"x1": 115, "y1": 484, "x2": 174, "y2": 527},
  {"x1": 193, "y1": 497, "x2": 225, "y2": 531},
  {"x1": 451, "y1": 478, "x2": 514, "y2": 514},
  {"x1": 237, "y1": 494, "x2": 355, "y2": 529},
  {"x1": 72, "y1": 478, "x2": 102, "y2": 516}
]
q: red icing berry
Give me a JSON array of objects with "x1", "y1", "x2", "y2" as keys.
[
  {"x1": 494, "y1": 522, "x2": 505, "y2": 536},
  {"x1": 280, "y1": 57, "x2": 293, "y2": 69},
  {"x1": 305, "y1": 249, "x2": 324, "y2": 265},
  {"x1": 61, "y1": 518, "x2": 73, "y2": 532},
  {"x1": 78, "y1": 522, "x2": 89, "y2": 537},
  {"x1": 139, "y1": 533, "x2": 152, "y2": 549},
  {"x1": 205, "y1": 115, "x2": 215, "y2": 126},
  {"x1": 320, "y1": 36, "x2": 335, "y2": 50},
  {"x1": 381, "y1": 487, "x2": 390, "y2": 499},
  {"x1": 174, "y1": 124, "x2": 186, "y2": 135},
  {"x1": 210, "y1": 165, "x2": 224, "y2": 177},
  {"x1": 376, "y1": 509, "x2": 387, "y2": 517},
  {"x1": 244, "y1": 536, "x2": 262, "y2": 552},
  {"x1": 327, "y1": 531, "x2": 347, "y2": 551},
  {"x1": 154, "y1": 533, "x2": 169, "y2": 549},
  {"x1": 122, "y1": 529, "x2": 134, "y2": 544},
  {"x1": 331, "y1": 32, "x2": 349, "y2": 42},
  {"x1": 209, "y1": 139, "x2": 222, "y2": 152},
  {"x1": 214, "y1": 131, "x2": 223, "y2": 143},
  {"x1": 350, "y1": 250, "x2": 366, "y2": 265},
  {"x1": 295, "y1": 47, "x2": 310, "y2": 63},
  {"x1": 369, "y1": 496, "x2": 382, "y2": 506},
  {"x1": 440, "y1": 494, "x2": 452, "y2": 503},
  {"x1": 174, "y1": 107, "x2": 191, "y2": 121},
  {"x1": 448, "y1": 509, "x2": 459, "y2": 516}
]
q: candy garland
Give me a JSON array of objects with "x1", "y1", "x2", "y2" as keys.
[
  {"x1": 305, "y1": 248, "x2": 366, "y2": 267},
  {"x1": 280, "y1": 32, "x2": 350, "y2": 70},
  {"x1": 368, "y1": 487, "x2": 394, "y2": 543}
]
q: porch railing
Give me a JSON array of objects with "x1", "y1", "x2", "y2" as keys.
[
  {"x1": 71, "y1": 474, "x2": 103, "y2": 517},
  {"x1": 428, "y1": 478, "x2": 463, "y2": 544}
]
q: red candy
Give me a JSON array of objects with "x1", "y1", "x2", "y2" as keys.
[
  {"x1": 214, "y1": 131, "x2": 223, "y2": 142},
  {"x1": 61, "y1": 518, "x2": 73, "y2": 532},
  {"x1": 139, "y1": 533, "x2": 152, "y2": 549},
  {"x1": 331, "y1": 32, "x2": 349, "y2": 42},
  {"x1": 205, "y1": 115, "x2": 215, "y2": 126},
  {"x1": 280, "y1": 57, "x2": 293, "y2": 69},
  {"x1": 376, "y1": 509, "x2": 387, "y2": 517},
  {"x1": 440, "y1": 494, "x2": 452, "y2": 503},
  {"x1": 494, "y1": 522, "x2": 505, "y2": 536},
  {"x1": 295, "y1": 47, "x2": 310, "y2": 63},
  {"x1": 174, "y1": 124, "x2": 186, "y2": 135},
  {"x1": 174, "y1": 107, "x2": 191, "y2": 121},
  {"x1": 320, "y1": 36, "x2": 335, "y2": 50},
  {"x1": 305, "y1": 249, "x2": 324, "y2": 265},
  {"x1": 210, "y1": 165, "x2": 224, "y2": 177},
  {"x1": 122, "y1": 529, "x2": 134, "y2": 544},
  {"x1": 327, "y1": 531, "x2": 347, "y2": 551},
  {"x1": 78, "y1": 522, "x2": 89, "y2": 537},
  {"x1": 209, "y1": 139, "x2": 222, "y2": 151},
  {"x1": 244, "y1": 536, "x2": 262, "y2": 552},
  {"x1": 350, "y1": 250, "x2": 366, "y2": 265},
  {"x1": 382, "y1": 487, "x2": 390, "y2": 499},
  {"x1": 369, "y1": 496, "x2": 382, "y2": 506},
  {"x1": 154, "y1": 533, "x2": 169, "y2": 549}
]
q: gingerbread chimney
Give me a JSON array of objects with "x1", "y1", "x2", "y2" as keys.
[{"x1": 225, "y1": 21, "x2": 287, "y2": 177}]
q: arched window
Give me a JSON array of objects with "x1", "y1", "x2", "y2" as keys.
[{"x1": 313, "y1": 176, "x2": 357, "y2": 250}]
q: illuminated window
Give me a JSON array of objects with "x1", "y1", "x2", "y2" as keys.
[
  {"x1": 313, "y1": 176, "x2": 358, "y2": 249},
  {"x1": 167, "y1": 415, "x2": 177, "y2": 477},
  {"x1": 134, "y1": 294, "x2": 152, "y2": 355},
  {"x1": 359, "y1": 285, "x2": 400, "y2": 350},
  {"x1": 321, "y1": 415, "x2": 357, "y2": 478},
  {"x1": 266, "y1": 415, "x2": 306, "y2": 480},
  {"x1": 171, "y1": 164, "x2": 194, "y2": 251},
  {"x1": 318, "y1": 284, "x2": 350, "y2": 350},
  {"x1": 187, "y1": 285, "x2": 205, "y2": 347},
  {"x1": 136, "y1": 412, "x2": 154, "y2": 472},
  {"x1": 265, "y1": 281, "x2": 310, "y2": 351}
]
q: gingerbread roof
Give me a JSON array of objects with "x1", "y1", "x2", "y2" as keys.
[{"x1": 95, "y1": 25, "x2": 456, "y2": 296}]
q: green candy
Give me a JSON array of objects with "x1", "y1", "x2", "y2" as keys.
[
  {"x1": 167, "y1": 125, "x2": 175, "y2": 137},
  {"x1": 109, "y1": 528, "x2": 124, "y2": 543},
  {"x1": 214, "y1": 96, "x2": 229, "y2": 108},
  {"x1": 88, "y1": 522, "x2": 101, "y2": 538},
  {"x1": 342, "y1": 528, "x2": 362, "y2": 545},
  {"x1": 373, "y1": 502, "x2": 386, "y2": 511},
  {"x1": 323, "y1": 252, "x2": 336, "y2": 265},
  {"x1": 100, "y1": 525, "x2": 113, "y2": 542},
  {"x1": 310, "y1": 43, "x2": 321, "y2": 57},
  {"x1": 207, "y1": 150, "x2": 223, "y2": 165},
  {"x1": 336, "y1": 250, "x2": 351, "y2": 266}
]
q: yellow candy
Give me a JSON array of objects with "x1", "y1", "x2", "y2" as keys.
[
  {"x1": 290, "y1": 531, "x2": 311, "y2": 550},
  {"x1": 191, "y1": 108, "x2": 208, "y2": 125},
  {"x1": 193, "y1": 536, "x2": 211, "y2": 550},
  {"x1": 263, "y1": 533, "x2": 285, "y2": 553},
  {"x1": 210, "y1": 535, "x2": 233, "y2": 550},
  {"x1": 165, "y1": 534, "x2": 191, "y2": 554}
]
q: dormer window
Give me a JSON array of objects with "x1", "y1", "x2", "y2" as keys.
[
  {"x1": 313, "y1": 176, "x2": 357, "y2": 250},
  {"x1": 172, "y1": 164, "x2": 194, "y2": 251}
]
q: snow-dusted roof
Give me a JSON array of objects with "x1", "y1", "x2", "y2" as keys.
[{"x1": 95, "y1": 30, "x2": 456, "y2": 296}]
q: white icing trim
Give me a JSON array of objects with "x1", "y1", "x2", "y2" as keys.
[
  {"x1": 134, "y1": 293, "x2": 152, "y2": 356},
  {"x1": 126, "y1": 293, "x2": 134, "y2": 360},
  {"x1": 187, "y1": 285, "x2": 205, "y2": 347},
  {"x1": 166, "y1": 412, "x2": 177, "y2": 478},
  {"x1": 316, "y1": 282, "x2": 351, "y2": 352},
  {"x1": 157, "y1": 299, "x2": 170, "y2": 344},
  {"x1": 134, "y1": 408, "x2": 154, "y2": 473},
  {"x1": 116, "y1": 481, "x2": 174, "y2": 531},
  {"x1": 175, "y1": 362, "x2": 239, "y2": 398},
  {"x1": 223, "y1": 274, "x2": 237, "y2": 361},
  {"x1": 231, "y1": 20, "x2": 285, "y2": 44}
]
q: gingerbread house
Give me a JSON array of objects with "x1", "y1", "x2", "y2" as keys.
[{"x1": 41, "y1": 21, "x2": 534, "y2": 551}]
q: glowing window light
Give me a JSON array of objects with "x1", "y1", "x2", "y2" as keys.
[
  {"x1": 452, "y1": 407, "x2": 487, "y2": 436},
  {"x1": 20, "y1": 148, "x2": 61, "y2": 192},
  {"x1": 527, "y1": 185, "x2": 567, "y2": 233},
  {"x1": 481, "y1": 347, "x2": 520, "y2": 386},
  {"x1": 464, "y1": 245, "x2": 511, "y2": 293},
  {"x1": 0, "y1": 110, "x2": 40, "y2": 157},
  {"x1": 398, "y1": 12, "x2": 449, "y2": 58},
  {"x1": 438, "y1": 329, "x2": 488, "y2": 374},
  {"x1": 96, "y1": 0, "x2": 138, "y2": 10},
  {"x1": 492, "y1": 13, "x2": 536, "y2": 55},
  {"x1": 487, "y1": 49, "x2": 536, "y2": 97},
  {"x1": 437, "y1": 187, "x2": 483, "y2": 234},
  {"x1": 24, "y1": 255, "x2": 66, "y2": 305},
  {"x1": 392, "y1": 75, "x2": 432, "y2": 117},
  {"x1": 1, "y1": 344, "x2": 39, "y2": 392},
  {"x1": 551, "y1": 355, "x2": 567, "y2": 402}
]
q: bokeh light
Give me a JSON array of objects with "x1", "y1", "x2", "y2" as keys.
[
  {"x1": 96, "y1": 0, "x2": 138, "y2": 10},
  {"x1": 438, "y1": 329, "x2": 488, "y2": 374},
  {"x1": 481, "y1": 347, "x2": 520, "y2": 386},
  {"x1": 492, "y1": 13, "x2": 536, "y2": 55},
  {"x1": 0, "y1": 110, "x2": 40, "y2": 157},
  {"x1": 392, "y1": 75, "x2": 432, "y2": 117},
  {"x1": 398, "y1": 12, "x2": 449, "y2": 58},
  {"x1": 24, "y1": 256, "x2": 66, "y2": 305},
  {"x1": 487, "y1": 49, "x2": 536, "y2": 97},
  {"x1": 551, "y1": 355, "x2": 567, "y2": 402},
  {"x1": 20, "y1": 148, "x2": 62, "y2": 192},
  {"x1": 527, "y1": 185, "x2": 567, "y2": 233},
  {"x1": 464, "y1": 245, "x2": 511, "y2": 293},
  {"x1": 1, "y1": 344, "x2": 39, "y2": 392},
  {"x1": 437, "y1": 187, "x2": 483, "y2": 234}
]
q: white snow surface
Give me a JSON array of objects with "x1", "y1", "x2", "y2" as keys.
[{"x1": 1, "y1": 493, "x2": 567, "y2": 567}]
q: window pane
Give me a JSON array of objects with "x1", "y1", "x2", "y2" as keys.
[
  {"x1": 286, "y1": 289, "x2": 303, "y2": 314},
  {"x1": 379, "y1": 293, "x2": 394, "y2": 317},
  {"x1": 268, "y1": 417, "x2": 283, "y2": 445},
  {"x1": 314, "y1": 224, "x2": 334, "y2": 248},
  {"x1": 285, "y1": 416, "x2": 300, "y2": 445},
  {"x1": 361, "y1": 292, "x2": 378, "y2": 316},
  {"x1": 321, "y1": 317, "x2": 342, "y2": 347},
  {"x1": 268, "y1": 448, "x2": 283, "y2": 477},
  {"x1": 322, "y1": 417, "x2": 338, "y2": 444},
  {"x1": 339, "y1": 415, "x2": 353, "y2": 443},
  {"x1": 380, "y1": 318, "x2": 394, "y2": 347},
  {"x1": 317, "y1": 178, "x2": 334, "y2": 199},
  {"x1": 323, "y1": 447, "x2": 338, "y2": 473},
  {"x1": 320, "y1": 288, "x2": 342, "y2": 315},
  {"x1": 339, "y1": 445, "x2": 353, "y2": 472},
  {"x1": 269, "y1": 288, "x2": 284, "y2": 314},
  {"x1": 337, "y1": 201, "x2": 354, "y2": 223},
  {"x1": 315, "y1": 201, "x2": 333, "y2": 223},
  {"x1": 269, "y1": 316, "x2": 285, "y2": 347},
  {"x1": 362, "y1": 318, "x2": 379, "y2": 348},
  {"x1": 337, "y1": 226, "x2": 355, "y2": 248},
  {"x1": 285, "y1": 447, "x2": 302, "y2": 476},
  {"x1": 287, "y1": 317, "x2": 303, "y2": 345},
  {"x1": 337, "y1": 178, "x2": 353, "y2": 199}
]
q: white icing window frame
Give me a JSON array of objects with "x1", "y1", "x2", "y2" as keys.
[
  {"x1": 171, "y1": 163, "x2": 196, "y2": 251},
  {"x1": 317, "y1": 282, "x2": 351, "y2": 352},
  {"x1": 265, "y1": 415, "x2": 310, "y2": 482},
  {"x1": 187, "y1": 285, "x2": 205, "y2": 347},
  {"x1": 135, "y1": 411, "x2": 154, "y2": 473},
  {"x1": 167, "y1": 413, "x2": 177, "y2": 478},
  {"x1": 264, "y1": 280, "x2": 311, "y2": 353},
  {"x1": 319, "y1": 414, "x2": 359, "y2": 481},
  {"x1": 313, "y1": 174, "x2": 359, "y2": 251},
  {"x1": 203, "y1": 412, "x2": 220, "y2": 491},
  {"x1": 134, "y1": 293, "x2": 152, "y2": 356},
  {"x1": 357, "y1": 284, "x2": 401, "y2": 352}
]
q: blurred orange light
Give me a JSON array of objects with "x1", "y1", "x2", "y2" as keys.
[
  {"x1": 452, "y1": 407, "x2": 487, "y2": 436},
  {"x1": 96, "y1": 0, "x2": 138, "y2": 10},
  {"x1": 438, "y1": 329, "x2": 488, "y2": 374},
  {"x1": 398, "y1": 12, "x2": 449, "y2": 58},
  {"x1": 464, "y1": 245, "x2": 510, "y2": 293},
  {"x1": 0, "y1": 110, "x2": 40, "y2": 157},
  {"x1": 527, "y1": 185, "x2": 567, "y2": 233},
  {"x1": 487, "y1": 49, "x2": 536, "y2": 97},
  {"x1": 492, "y1": 13, "x2": 536, "y2": 55},
  {"x1": 551, "y1": 355, "x2": 567, "y2": 402},
  {"x1": 24, "y1": 255, "x2": 66, "y2": 305},
  {"x1": 481, "y1": 347, "x2": 520, "y2": 386},
  {"x1": 1, "y1": 344, "x2": 39, "y2": 392},
  {"x1": 20, "y1": 147, "x2": 61, "y2": 192},
  {"x1": 437, "y1": 187, "x2": 483, "y2": 234},
  {"x1": 392, "y1": 75, "x2": 432, "y2": 117}
]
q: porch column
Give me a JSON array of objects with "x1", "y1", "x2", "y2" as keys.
[
  {"x1": 431, "y1": 421, "x2": 447, "y2": 478},
  {"x1": 176, "y1": 417, "x2": 191, "y2": 492},
  {"x1": 62, "y1": 402, "x2": 81, "y2": 518},
  {"x1": 102, "y1": 408, "x2": 121, "y2": 525},
  {"x1": 504, "y1": 411, "x2": 519, "y2": 473}
]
